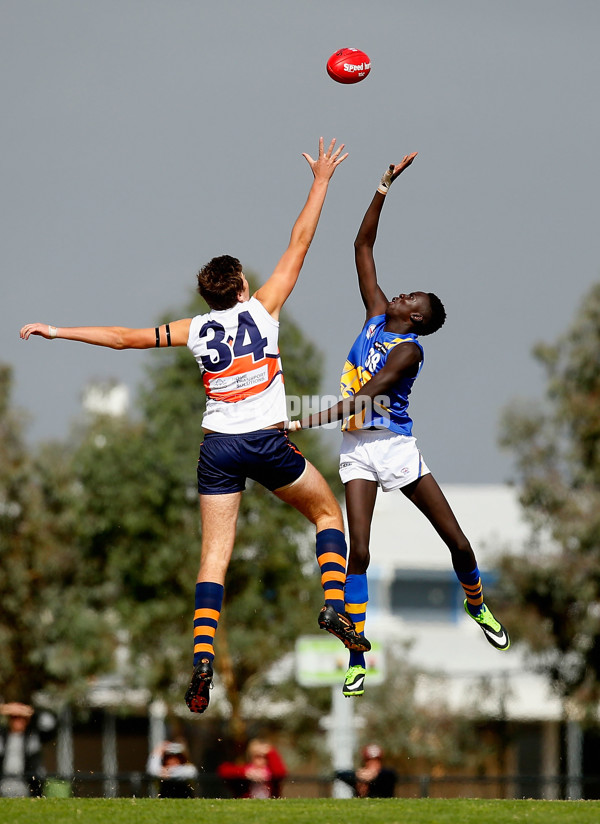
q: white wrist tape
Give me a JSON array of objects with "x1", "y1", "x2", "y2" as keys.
[
  {"x1": 377, "y1": 165, "x2": 395, "y2": 195},
  {"x1": 48, "y1": 325, "x2": 58, "y2": 339}
]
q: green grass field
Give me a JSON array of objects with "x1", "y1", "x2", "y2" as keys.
[{"x1": 2, "y1": 797, "x2": 600, "y2": 824}]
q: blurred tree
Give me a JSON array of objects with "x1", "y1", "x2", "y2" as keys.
[
  {"x1": 64, "y1": 275, "x2": 339, "y2": 735},
  {"x1": 248, "y1": 644, "x2": 500, "y2": 777},
  {"x1": 356, "y1": 647, "x2": 498, "y2": 776},
  {"x1": 498, "y1": 282, "x2": 600, "y2": 709},
  {"x1": 0, "y1": 365, "x2": 114, "y2": 704}
]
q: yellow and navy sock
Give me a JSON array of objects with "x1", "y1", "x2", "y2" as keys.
[
  {"x1": 457, "y1": 566, "x2": 484, "y2": 617},
  {"x1": 316, "y1": 528, "x2": 347, "y2": 614},
  {"x1": 345, "y1": 572, "x2": 368, "y2": 668},
  {"x1": 193, "y1": 581, "x2": 223, "y2": 666}
]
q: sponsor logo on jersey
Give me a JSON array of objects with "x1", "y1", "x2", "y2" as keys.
[{"x1": 208, "y1": 365, "x2": 269, "y2": 394}]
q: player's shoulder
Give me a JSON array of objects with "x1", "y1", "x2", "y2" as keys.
[
  {"x1": 361, "y1": 313, "x2": 386, "y2": 336},
  {"x1": 248, "y1": 294, "x2": 280, "y2": 324}
]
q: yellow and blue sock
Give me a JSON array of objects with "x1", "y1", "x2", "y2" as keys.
[
  {"x1": 457, "y1": 566, "x2": 484, "y2": 617},
  {"x1": 193, "y1": 581, "x2": 223, "y2": 666},
  {"x1": 316, "y1": 528, "x2": 347, "y2": 614},
  {"x1": 345, "y1": 572, "x2": 368, "y2": 668}
]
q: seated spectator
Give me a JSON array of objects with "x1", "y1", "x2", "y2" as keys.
[
  {"x1": 218, "y1": 738, "x2": 287, "y2": 798},
  {"x1": 0, "y1": 702, "x2": 55, "y2": 798},
  {"x1": 146, "y1": 740, "x2": 198, "y2": 798},
  {"x1": 336, "y1": 742, "x2": 397, "y2": 798}
]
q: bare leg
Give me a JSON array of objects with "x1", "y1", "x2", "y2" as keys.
[
  {"x1": 344, "y1": 478, "x2": 378, "y2": 575},
  {"x1": 197, "y1": 492, "x2": 242, "y2": 582},
  {"x1": 344, "y1": 479, "x2": 378, "y2": 673},
  {"x1": 400, "y1": 474, "x2": 476, "y2": 573},
  {"x1": 186, "y1": 492, "x2": 243, "y2": 714},
  {"x1": 274, "y1": 461, "x2": 343, "y2": 531}
]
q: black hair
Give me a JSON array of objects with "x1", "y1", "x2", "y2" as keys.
[{"x1": 419, "y1": 292, "x2": 446, "y2": 336}]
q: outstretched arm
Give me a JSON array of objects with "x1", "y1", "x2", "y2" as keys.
[
  {"x1": 253, "y1": 137, "x2": 348, "y2": 319},
  {"x1": 291, "y1": 341, "x2": 421, "y2": 429},
  {"x1": 19, "y1": 318, "x2": 192, "y2": 348},
  {"x1": 355, "y1": 153, "x2": 418, "y2": 322}
]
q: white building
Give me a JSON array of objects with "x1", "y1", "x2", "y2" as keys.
[
  {"x1": 347, "y1": 483, "x2": 592, "y2": 799},
  {"x1": 362, "y1": 483, "x2": 561, "y2": 720}
]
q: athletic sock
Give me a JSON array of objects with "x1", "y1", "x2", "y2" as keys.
[
  {"x1": 316, "y1": 528, "x2": 347, "y2": 614},
  {"x1": 456, "y1": 566, "x2": 484, "y2": 617},
  {"x1": 345, "y1": 572, "x2": 368, "y2": 668},
  {"x1": 193, "y1": 581, "x2": 223, "y2": 666}
]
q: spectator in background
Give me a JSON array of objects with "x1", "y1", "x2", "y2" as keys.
[
  {"x1": 146, "y1": 740, "x2": 198, "y2": 798},
  {"x1": 0, "y1": 703, "x2": 54, "y2": 798},
  {"x1": 218, "y1": 738, "x2": 287, "y2": 798},
  {"x1": 336, "y1": 743, "x2": 397, "y2": 798}
]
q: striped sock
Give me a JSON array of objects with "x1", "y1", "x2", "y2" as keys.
[
  {"x1": 457, "y1": 566, "x2": 484, "y2": 616},
  {"x1": 193, "y1": 581, "x2": 223, "y2": 666},
  {"x1": 316, "y1": 528, "x2": 347, "y2": 614},
  {"x1": 345, "y1": 573, "x2": 368, "y2": 668}
]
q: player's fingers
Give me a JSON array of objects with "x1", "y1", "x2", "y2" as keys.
[
  {"x1": 325, "y1": 137, "x2": 337, "y2": 157},
  {"x1": 302, "y1": 153, "x2": 315, "y2": 165},
  {"x1": 331, "y1": 142, "x2": 345, "y2": 159},
  {"x1": 334, "y1": 151, "x2": 349, "y2": 166}
]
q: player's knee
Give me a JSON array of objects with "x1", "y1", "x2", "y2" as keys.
[
  {"x1": 349, "y1": 541, "x2": 370, "y2": 573},
  {"x1": 315, "y1": 502, "x2": 344, "y2": 531},
  {"x1": 315, "y1": 486, "x2": 343, "y2": 519},
  {"x1": 351, "y1": 556, "x2": 370, "y2": 575},
  {"x1": 450, "y1": 535, "x2": 474, "y2": 559}
]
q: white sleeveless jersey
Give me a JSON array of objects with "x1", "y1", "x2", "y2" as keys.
[{"x1": 187, "y1": 297, "x2": 287, "y2": 433}]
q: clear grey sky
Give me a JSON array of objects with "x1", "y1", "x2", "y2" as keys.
[{"x1": 3, "y1": 1, "x2": 599, "y2": 483}]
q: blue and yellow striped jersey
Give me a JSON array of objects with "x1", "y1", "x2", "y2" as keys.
[{"x1": 340, "y1": 314, "x2": 423, "y2": 434}]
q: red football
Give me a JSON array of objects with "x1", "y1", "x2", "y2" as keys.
[{"x1": 326, "y1": 47, "x2": 371, "y2": 85}]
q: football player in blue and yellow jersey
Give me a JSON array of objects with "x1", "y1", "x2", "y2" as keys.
[{"x1": 293, "y1": 153, "x2": 510, "y2": 698}]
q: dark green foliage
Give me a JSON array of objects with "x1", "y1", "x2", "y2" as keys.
[
  {"x1": 1, "y1": 275, "x2": 340, "y2": 727},
  {"x1": 350, "y1": 646, "x2": 495, "y2": 774},
  {"x1": 0, "y1": 367, "x2": 114, "y2": 703}
]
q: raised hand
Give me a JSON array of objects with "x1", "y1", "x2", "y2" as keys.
[
  {"x1": 391, "y1": 151, "x2": 418, "y2": 181},
  {"x1": 302, "y1": 136, "x2": 348, "y2": 180},
  {"x1": 377, "y1": 152, "x2": 418, "y2": 194}
]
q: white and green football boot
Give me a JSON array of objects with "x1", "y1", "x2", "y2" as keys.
[
  {"x1": 343, "y1": 665, "x2": 366, "y2": 697},
  {"x1": 464, "y1": 601, "x2": 510, "y2": 651}
]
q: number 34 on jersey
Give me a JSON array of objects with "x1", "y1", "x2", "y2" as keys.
[{"x1": 189, "y1": 301, "x2": 284, "y2": 404}]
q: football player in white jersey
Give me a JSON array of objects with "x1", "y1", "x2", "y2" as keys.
[{"x1": 20, "y1": 137, "x2": 370, "y2": 715}]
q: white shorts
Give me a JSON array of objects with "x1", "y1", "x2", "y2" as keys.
[{"x1": 339, "y1": 428, "x2": 430, "y2": 492}]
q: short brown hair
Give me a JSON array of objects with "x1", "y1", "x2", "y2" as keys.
[{"x1": 197, "y1": 255, "x2": 244, "y2": 310}]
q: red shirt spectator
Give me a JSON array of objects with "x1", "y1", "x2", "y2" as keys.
[{"x1": 218, "y1": 739, "x2": 287, "y2": 798}]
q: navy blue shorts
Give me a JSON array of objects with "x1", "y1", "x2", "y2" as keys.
[{"x1": 197, "y1": 428, "x2": 307, "y2": 495}]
